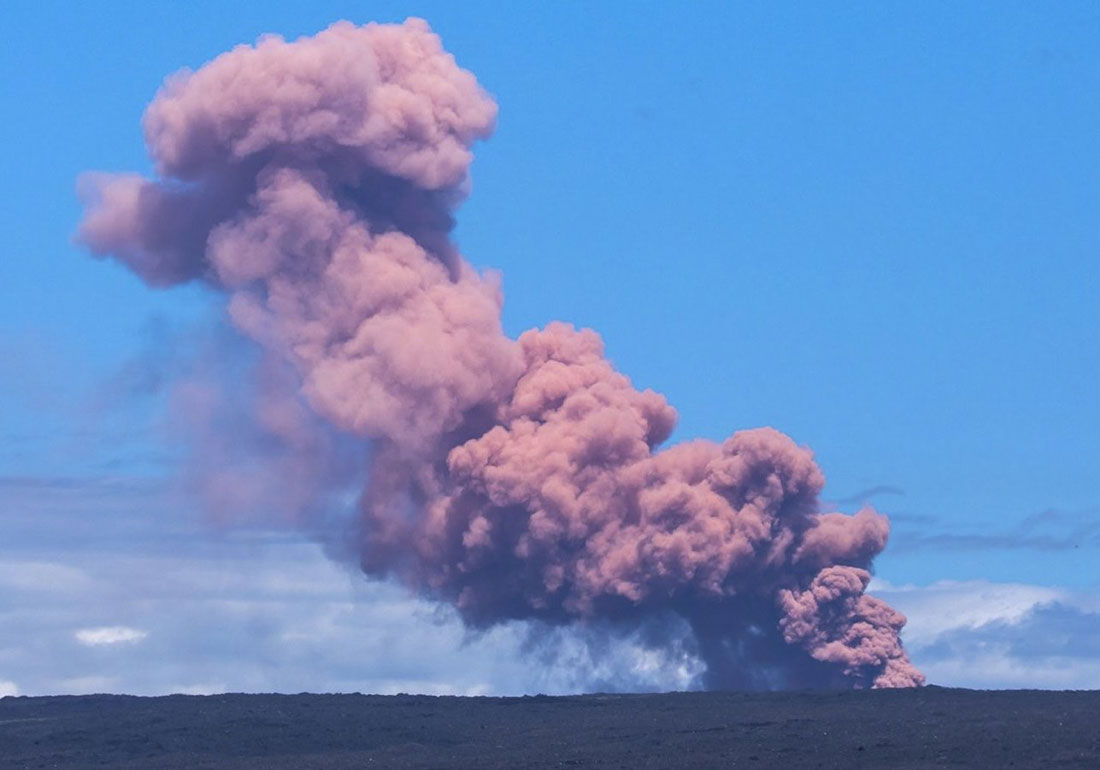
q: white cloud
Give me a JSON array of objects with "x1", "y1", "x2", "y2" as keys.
[
  {"x1": 918, "y1": 651, "x2": 1100, "y2": 690},
  {"x1": 75, "y1": 626, "x2": 148, "y2": 646},
  {"x1": 0, "y1": 680, "x2": 18, "y2": 697},
  {"x1": 870, "y1": 578, "x2": 1100, "y2": 689},
  {"x1": 869, "y1": 578, "x2": 1064, "y2": 648}
]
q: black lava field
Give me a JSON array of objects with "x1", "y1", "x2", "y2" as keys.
[{"x1": 1, "y1": 687, "x2": 1097, "y2": 768}]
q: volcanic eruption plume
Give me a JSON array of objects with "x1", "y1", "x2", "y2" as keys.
[{"x1": 78, "y1": 18, "x2": 924, "y2": 690}]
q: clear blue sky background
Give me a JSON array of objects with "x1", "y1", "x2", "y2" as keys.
[{"x1": 1, "y1": 1, "x2": 1098, "y2": 694}]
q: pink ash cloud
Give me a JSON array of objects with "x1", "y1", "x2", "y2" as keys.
[{"x1": 78, "y1": 18, "x2": 923, "y2": 690}]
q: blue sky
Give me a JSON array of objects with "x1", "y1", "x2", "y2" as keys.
[{"x1": 0, "y1": 1, "x2": 1097, "y2": 695}]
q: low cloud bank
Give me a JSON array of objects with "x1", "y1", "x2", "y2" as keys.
[{"x1": 872, "y1": 579, "x2": 1100, "y2": 689}]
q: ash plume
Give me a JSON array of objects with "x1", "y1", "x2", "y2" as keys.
[{"x1": 77, "y1": 18, "x2": 923, "y2": 690}]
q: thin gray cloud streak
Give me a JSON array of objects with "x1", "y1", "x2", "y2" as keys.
[
  {"x1": 827, "y1": 485, "x2": 906, "y2": 507},
  {"x1": 889, "y1": 508, "x2": 1100, "y2": 553}
]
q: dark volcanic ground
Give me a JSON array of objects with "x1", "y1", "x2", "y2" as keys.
[{"x1": 1, "y1": 687, "x2": 1097, "y2": 769}]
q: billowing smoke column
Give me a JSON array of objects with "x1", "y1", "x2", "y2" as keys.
[{"x1": 78, "y1": 19, "x2": 923, "y2": 689}]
